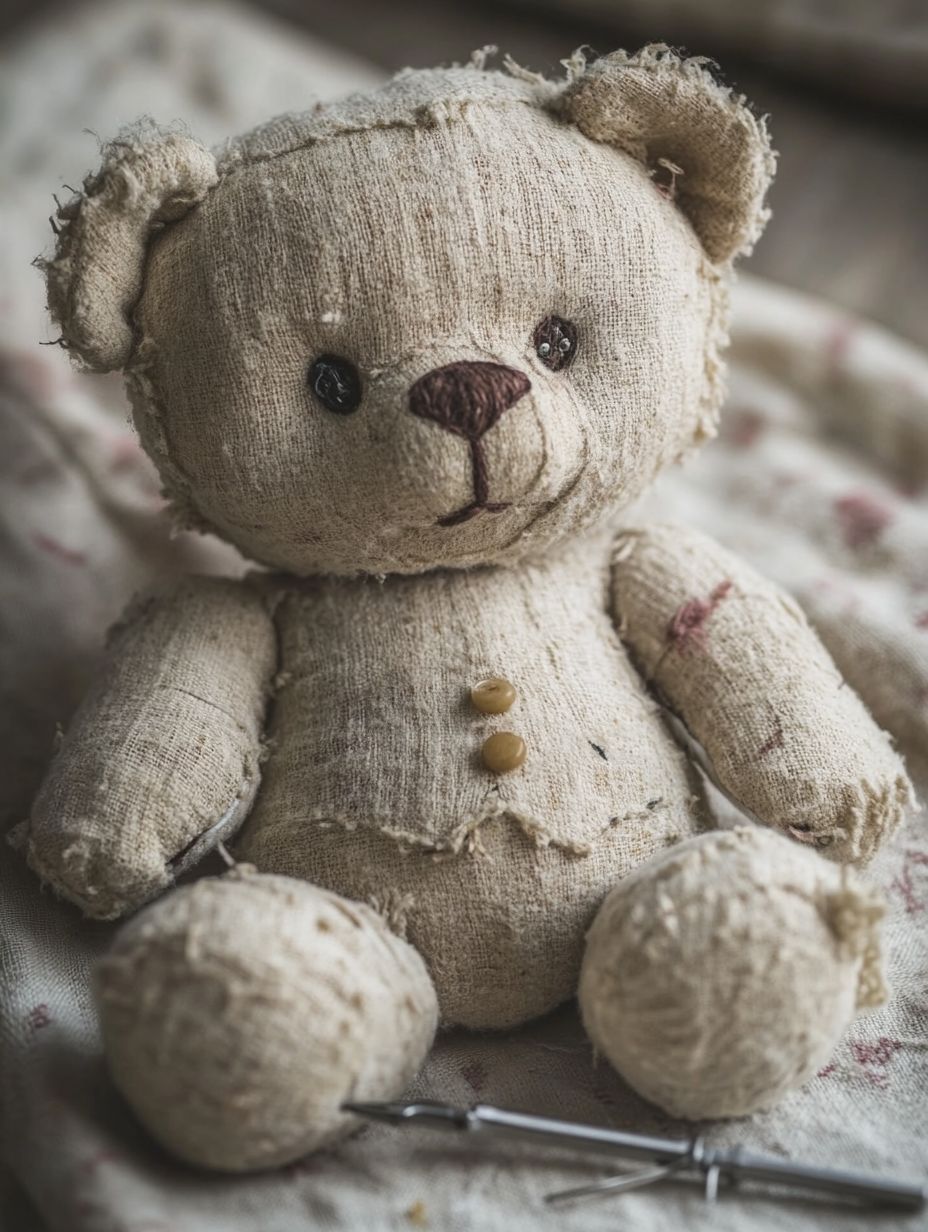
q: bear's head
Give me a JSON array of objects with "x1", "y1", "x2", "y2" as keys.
[{"x1": 43, "y1": 46, "x2": 774, "y2": 576}]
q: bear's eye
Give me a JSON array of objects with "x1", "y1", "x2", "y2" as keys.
[
  {"x1": 307, "y1": 355, "x2": 362, "y2": 414},
  {"x1": 533, "y1": 316, "x2": 578, "y2": 372}
]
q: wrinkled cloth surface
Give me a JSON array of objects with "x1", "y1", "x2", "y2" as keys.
[{"x1": 1, "y1": 3, "x2": 926, "y2": 1229}]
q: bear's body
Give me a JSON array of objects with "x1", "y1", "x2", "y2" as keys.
[
  {"x1": 239, "y1": 537, "x2": 702, "y2": 1027},
  {"x1": 24, "y1": 47, "x2": 914, "y2": 1171}
]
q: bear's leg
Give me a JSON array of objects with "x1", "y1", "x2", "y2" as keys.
[
  {"x1": 95, "y1": 868, "x2": 438, "y2": 1171},
  {"x1": 579, "y1": 826, "x2": 884, "y2": 1119}
]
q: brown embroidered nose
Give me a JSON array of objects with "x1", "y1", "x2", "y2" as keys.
[{"x1": 409, "y1": 362, "x2": 530, "y2": 440}]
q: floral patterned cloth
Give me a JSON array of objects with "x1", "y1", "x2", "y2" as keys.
[{"x1": 1, "y1": 3, "x2": 925, "y2": 1229}]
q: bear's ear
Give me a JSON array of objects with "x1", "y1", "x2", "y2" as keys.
[
  {"x1": 560, "y1": 46, "x2": 775, "y2": 264},
  {"x1": 42, "y1": 127, "x2": 217, "y2": 372}
]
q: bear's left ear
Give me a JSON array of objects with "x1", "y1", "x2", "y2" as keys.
[
  {"x1": 560, "y1": 46, "x2": 776, "y2": 264},
  {"x1": 41, "y1": 126, "x2": 217, "y2": 372}
]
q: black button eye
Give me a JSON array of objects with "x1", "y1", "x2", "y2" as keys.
[
  {"x1": 533, "y1": 316, "x2": 578, "y2": 371},
  {"x1": 308, "y1": 354, "x2": 362, "y2": 414}
]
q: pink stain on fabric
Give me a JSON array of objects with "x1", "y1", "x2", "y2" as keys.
[
  {"x1": 852, "y1": 1038, "x2": 903, "y2": 1067},
  {"x1": 892, "y1": 850, "x2": 928, "y2": 914},
  {"x1": 32, "y1": 532, "x2": 87, "y2": 566},
  {"x1": 668, "y1": 580, "x2": 733, "y2": 653},
  {"x1": 915, "y1": 611, "x2": 928, "y2": 630},
  {"x1": 834, "y1": 492, "x2": 893, "y2": 549},
  {"x1": 27, "y1": 1004, "x2": 51, "y2": 1031},
  {"x1": 851, "y1": 1037, "x2": 903, "y2": 1087}
]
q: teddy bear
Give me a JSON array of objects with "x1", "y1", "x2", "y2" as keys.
[{"x1": 21, "y1": 46, "x2": 913, "y2": 1172}]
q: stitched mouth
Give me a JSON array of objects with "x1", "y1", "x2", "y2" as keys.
[
  {"x1": 437, "y1": 437, "x2": 511, "y2": 527},
  {"x1": 438, "y1": 499, "x2": 510, "y2": 527}
]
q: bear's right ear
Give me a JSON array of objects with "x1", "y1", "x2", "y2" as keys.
[
  {"x1": 41, "y1": 127, "x2": 217, "y2": 372},
  {"x1": 559, "y1": 46, "x2": 775, "y2": 265}
]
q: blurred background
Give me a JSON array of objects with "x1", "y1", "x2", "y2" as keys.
[{"x1": 1, "y1": 0, "x2": 926, "y2": 349}]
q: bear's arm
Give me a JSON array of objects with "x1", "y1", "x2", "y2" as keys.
[
  {"x1": 610, "y1": 524, "x2": 914, "y2": 865},
  {"x1": 21, "y1": 576, "x2": 276, "y2": 919}
]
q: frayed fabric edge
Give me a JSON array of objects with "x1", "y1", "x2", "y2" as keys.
[
  {"x1": 280, "y1": 804, "x2": 594, "y2": 860},
  {"x1": 250, "y1": 794, "x2": 682, "y2": 864}
]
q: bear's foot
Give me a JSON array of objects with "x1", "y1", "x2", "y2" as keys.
[
  {"x1": 95, "y1": 868, "x2": 438, "y2": 1170},
  {"x1": 579, "y1": 827, "x2": 884, "y2": 1119}
]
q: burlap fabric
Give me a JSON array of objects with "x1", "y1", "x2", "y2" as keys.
[
  {"x1": 238, "y1": 555, "x2": 706, "y2": 1029},
  {"x1": 1, "y1": 3, "x2": 926, "y2": 1229},
  {"x1": 23, "y1": 33, "x2": 903, "y2": 1097},
  {"x1": 19, "y1": 577, "x2": 275, "y2": 919},
  {"x1": 97, "y1": 871, "x2": 438, "y2": 1170},
  {"x1": 581, "y1": 827, "x2": 886, "y2": 1118},
  {"x1": 41, "y1": 47, "x2": 768, "y2": 577},
  {"x1": 44, "y1": 133, "x2": 219, "y2": 373},
  {"x1": 612, "y1": 524, "x2": 912, "y2": 865}
]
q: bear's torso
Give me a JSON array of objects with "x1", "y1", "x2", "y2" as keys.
[{"x1": 237, "y1": 535, "x2": 704, "y2": 1026}]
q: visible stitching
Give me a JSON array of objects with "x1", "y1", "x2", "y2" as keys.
[
  {"x1": 283, "y1": 804, "x2": 595, "y2": 859},
  {"x1": 409, "y1": 361, "x2": 530, "y2": 526},
  {"x1": 216, "y1": 97, "x2": 554, "y2": 182},
  {"x1": 215, "y1": 42, "x2": 764, "y2": 190},
  {"x1": 409, "y1": 361, "x2": 530, "y2": 439},
  {"x1": 125, "y1": 335, "x2": 214, "y2": 533},
  {"x1": 251, "y1": 793, "x2": 686, "y2": 863}
]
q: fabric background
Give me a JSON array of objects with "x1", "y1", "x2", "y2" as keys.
[{"x1": 1, "y1": 2, "x2": 925, "y2": 1229}]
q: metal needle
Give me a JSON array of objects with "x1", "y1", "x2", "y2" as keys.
[{"x1": 342, "y1": 1100, "x2": 927, "y2": 1212}]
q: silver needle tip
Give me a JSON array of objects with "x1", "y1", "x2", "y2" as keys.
[{"x1": 342, "y1": 1100, "x2": 469, "y2": 1129}]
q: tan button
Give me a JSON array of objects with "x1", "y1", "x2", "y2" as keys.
[
  {"x1": 470, "y1": 677, "x2": 517, "y2": 714},
  {"x1": 481, "y1": 731, "x2": 527, "y2": 773}
]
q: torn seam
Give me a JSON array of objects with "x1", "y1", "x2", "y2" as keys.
[
  {"x1": 308, "y1": 805, "x2": 594, "y2": 858},
  {"x1": 216, "y1": 96, "x2": 557, "y2": 181}
]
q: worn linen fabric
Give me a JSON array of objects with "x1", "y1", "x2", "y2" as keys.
[
  {"x1": 4, "y1": 283, "x2": 925, "y2": 1232},
  {"x1": 43, "y1": 133, "x2": 219, "y2": 373},
  {"x1": 114, "y1": 52, "x2": 738, "y2": 578},
  {"x1": 238, "y1": 556, "x2": 706, "y2": 1029},
  {"x1": 611, "y1": 524, "x2": 912, "y2": 865},
  {"x1": 97, "y1": 871, "x2": 438, "y2": 1171},
  {"x1": 24, "y1": 40, "x2": 779, "y2": 1043},
  {"x1": 23, "y1": 577, "x2": 275, "y2": 919},
  {"x1": 25, "y1": 39, "x2": 893, "y2": 1076},
  {"x1": 580, "y1": 827, "x2": 886, "y2": 1118},
  {"x1": 1, "y1": 3, "x2": 926, "y2": 1229},
  {"x1": 561, "y1": 47, "x2": 774, "y2": 264},
  {"x1": 0, "y1": 0, "x2": 381, "y2": 355}
]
